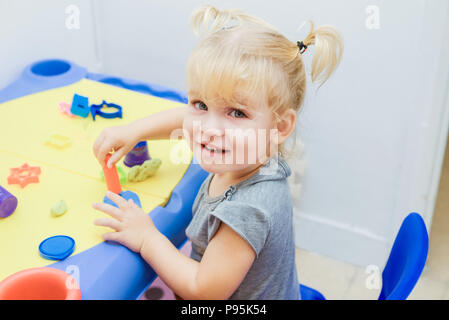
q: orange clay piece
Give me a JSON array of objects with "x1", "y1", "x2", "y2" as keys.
[{"x1": 102, "y1": 153, "x2": 122, "y2": 194}]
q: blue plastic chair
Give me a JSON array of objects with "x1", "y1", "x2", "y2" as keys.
[
  {"x1": 299, "y1": 284, "x2": 326, "y2": 300},
  {"x1": 299, "y1": 212, "x2": 429, "y2": 300},
  {"x1": 378, "y1": 212, "x2": 429, "y2": 300}
]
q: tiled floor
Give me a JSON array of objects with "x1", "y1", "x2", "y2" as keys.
[{"x1": 295, "y1": 141, "x2": 449, "y2": 300}]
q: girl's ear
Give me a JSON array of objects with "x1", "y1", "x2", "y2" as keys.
[{"x1": 275, "y1": 109, "x2": 297, "y2": 145}]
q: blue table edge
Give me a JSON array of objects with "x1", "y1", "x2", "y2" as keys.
[{"x1": 0, "y1": 58, "x2": 207, "y2": 300}]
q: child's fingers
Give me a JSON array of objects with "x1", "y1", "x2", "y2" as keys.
[
  {"x1": 102, "y1": 231, "x2": 121, "y2": 243},
  {"x1": 98, "y1": 140, "x2": 114, "y2": 166},
  {"x1": 107, "y1": 148, "x2": 125, "y2": 168},
  {"x1": 127, "y1": 199, "x2": 144, "y2": 212},
  {"x1": 94, "y1": 218, "x2": 122, "y2": 231},
  {"x1": 105, "y1": 191, "x2": 129, "y2": 210},
  {"x1": 92, "y1": 201, "x2": 123, "y2": 220},
  {"x1": 93, "y1": 133, "x2": 106, "y2": 160}
]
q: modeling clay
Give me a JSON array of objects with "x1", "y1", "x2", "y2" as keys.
[
  {"x1": 128, "y1": 158, "x2": 161, "y2": 182},
  {"x1": 101, "y1": 154, "x2": 122, "y2": 194},
  {"x1": 50, "y1": 200, "x2": 68, "y2": 217},
  {"x1": 0, "y1": 185, "x2": 18, "y2": 218}
]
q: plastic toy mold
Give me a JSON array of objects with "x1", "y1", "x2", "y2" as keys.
[
  {"x1": 7, "y1": 163, "x2": 41, "y2": 188},
  {"x1": 58, "y1": 101, "x2": 75, "y2": 117},
  {"x1": 70, "y1": 93, "x2": 90, "y2": 118},
  {"x1": 90, "y1": 100, "x2": 122, "y2": 121},
  {"x1": 124, "y1": 141, "x2": 151, "y2": 167},
  {"x1": 45, "y1": 134, "x2": 72, "y2": 149}
]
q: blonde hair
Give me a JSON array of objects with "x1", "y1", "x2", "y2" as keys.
[{"x1": 186, "y1": 5, "x2": 343, "y2": 159}]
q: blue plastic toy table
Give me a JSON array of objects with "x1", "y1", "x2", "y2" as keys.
[{"x1": 0, "y1": 59, "x2": 208, "y2": 299}]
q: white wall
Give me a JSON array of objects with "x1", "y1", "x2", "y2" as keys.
[
  {"x1": 95, "y1": 0, "x2": 449, "y2": 268},
  {"x1": 1, "y1": 0, "x2": 449, "y2": 269},
  {"x1": 0, "y1": 0, "x2": 101, "y2": 90},
  {"x1": 292, "y1": 0, "x2": 449, "y2": 267}
]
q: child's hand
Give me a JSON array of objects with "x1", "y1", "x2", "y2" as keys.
[
  {"x1": 92, "y1": 191, "x2": 157, "y2": 253},
  {"x1": 93, "y1": 124, "x2": 139, "y2": 168}
]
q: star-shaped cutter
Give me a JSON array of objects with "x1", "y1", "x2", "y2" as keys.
[
  {"x1": 90, "y1": 101, "x2": 122, "y2": 121},
  {"x1": 45, "y1": 134, "x2": 72, "y2": 150},
  {"x1": 7, "y1": 163, "x2": 42, "y2": 188}
]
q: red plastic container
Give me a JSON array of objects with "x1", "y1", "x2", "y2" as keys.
[{"x1": 0, "y1": 267, "x2": 81, "y2": 300}]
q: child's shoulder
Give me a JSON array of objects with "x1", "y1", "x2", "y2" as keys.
[
  {"x1": 219, "y1": 155, "x2": 293, "y2": 216},
  {"x1": 237, "y1": 155, "x2": 292, "y2": 197}
]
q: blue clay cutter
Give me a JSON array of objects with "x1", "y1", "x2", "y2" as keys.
[
  {"x1": 71, "y1": 93, "x2": 90, "y2": 118},
  {"x1": 90, "y1": 100, "x2": 122, "y2": 121}
]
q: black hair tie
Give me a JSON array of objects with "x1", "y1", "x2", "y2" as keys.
[{"x1": 297, "y1": 41, "x2": 308, "y2": 54}]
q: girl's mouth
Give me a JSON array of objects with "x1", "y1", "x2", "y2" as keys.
[{"x1": 201, "y1": 143, "x2": 229, "y2": 155}]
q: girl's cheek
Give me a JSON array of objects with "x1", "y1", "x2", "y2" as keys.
[{"x1": 181, "y1": 118, "x2": 194, "y2": 149}]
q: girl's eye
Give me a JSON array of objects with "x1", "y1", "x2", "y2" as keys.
[
  {"x1": 191, "y1": 100, "x2": 247, "y2": 118},
  {"x1": 230, "y1": 109, "x2": 247, "y2": 118},
  {"x1": 192, "y1": 101, "x2": 207, "y2": 111}
]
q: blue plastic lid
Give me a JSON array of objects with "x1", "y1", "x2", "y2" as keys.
[{"x1": 39, "y1": 235, "x2": 75, "y2": 260}]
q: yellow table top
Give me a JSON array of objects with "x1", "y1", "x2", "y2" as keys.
[{"x1": 0, "y1": 79, "x2": 191, "y2": 281}]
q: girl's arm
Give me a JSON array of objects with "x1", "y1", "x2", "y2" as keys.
[
  {"x1": 133, "y1": 106, "x2": 189, "y2": 141},
  {"x1": 93, "y1": 106, "x2": 189, "y2": 168},
  {"x1": 93, "y1": 191, "x2": 256, "y2": 300},
  {"x1": 141, "y1": 220, "x2": 256, "y2": 300}
]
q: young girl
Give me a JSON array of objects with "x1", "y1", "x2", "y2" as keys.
[{"x1": 92, "y1": 5, "x2": 343, "y2": 299}]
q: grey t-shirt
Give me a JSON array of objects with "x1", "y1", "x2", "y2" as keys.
[{"x1": 185, "y1": 154, "x2": 300, "y2": 300}]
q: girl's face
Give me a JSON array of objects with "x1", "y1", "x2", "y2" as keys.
[{"x1": 183, "y1": 89, "x2": 279, "y2": 176}]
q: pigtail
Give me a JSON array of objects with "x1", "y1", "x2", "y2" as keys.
[{"x1": 301, "y1": 20, "x2": 344, "y2": 86}]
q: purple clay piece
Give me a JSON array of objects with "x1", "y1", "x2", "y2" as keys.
[
  {"x1": 124, "y1": 141, "x2": 151, "y2": 167},
  {"x1": 0, "y1": 185, "x2": 18, "y2": 218}
]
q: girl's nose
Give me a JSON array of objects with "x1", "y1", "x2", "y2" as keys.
[
  {"x1": 201, "y1": 123, "x2": 227, "y2": 149},
  {"x1": 201, "y1": 117, "x2": 226, "y2": 140},
  {"x1": 202, "y1": 126, "x2": 224, "y2": 140}
]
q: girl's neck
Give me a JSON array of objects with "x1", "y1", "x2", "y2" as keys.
[{"x1": 214, "y1": 157, "x2": 270, "y2": 186}]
